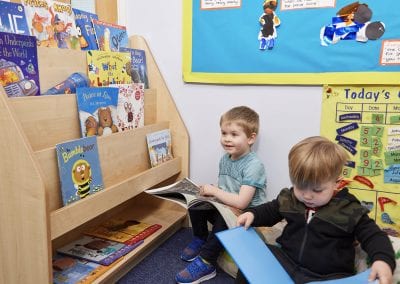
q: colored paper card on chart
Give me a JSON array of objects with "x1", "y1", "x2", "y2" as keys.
[{"x1": 216, "y1": 226, "x2": 293, "y2": 284}]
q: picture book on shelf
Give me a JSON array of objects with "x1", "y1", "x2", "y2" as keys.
[
  {"x1": 145, "y1": 178, "x2": 238, "y2": 228},
  {"x1": 84, "y1": 218, "x2": 162, "y2": 245},
  {"x1": 91, "y1": 19, "x2": 128, "y2": 51},
  {"x1": 72, "y1": 8, "x2": 98, "y2": 50},
  {"x1": 55, "y1": 136, "x2": 104, "y2": 206},
  {"x1": 146, "y1": 129, "x2": 173, "y2": 167},
  {"x1": 86, "y1": 50, "x2": 132, "y2": 87},
  {"x1": 56, "y1": 235, "x2": 144, "y2": 266},
  {"x1": 0, "y1": 1, "x2": 30, "y2": 35},
  {"x1": 110, "y1": 83, "x2": 145, "y2": 131},
  {"x1": 52, "y1": 254, "x2": 120, "y2": 284},
  {"x1": 120, "y1": 47, "x2": 149, "y2": 88},
  {"x1": 22, "y1": 0, "x2": 53, "y2": 46},
  {"x1": 76, "y1": 86, "x2": 119, "y2": 137},
  {"x1": 0, "y1": 31, "x2": 40, "y2": 97}
]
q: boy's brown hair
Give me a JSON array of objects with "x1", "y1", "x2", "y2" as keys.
[
  {"x1": 288, "y1": 136, "x2": 348, "y2": 189},
  {"x1": 220, "y1": 106, "x2": 259, "y2": 137}
]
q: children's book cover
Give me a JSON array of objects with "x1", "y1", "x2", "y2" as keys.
[
  {"x1": 109, "y1": 83, "x2": 145, "y2": 131},
  {"x1": 52, "y1": 253, "x2": 121, "y2": 284},
  {"x1": 56, "y1": 235, "x2": 144, "y2": 266},
  {"x1": 76, "y1": 86, "x2": 119, "y2": 137},
  {"x1": 0, "y1": 1, "x2": 30, "y2": 35},
  {"x1": 84, "y1": 218, "x2": 162, "y2": 244},
  {"x1": 48, "y1": 0, "x2": 80, "y2": 49},
  {"x1": 86, "y1": 50, "x2": 132, "y2": 87},
  {"x1": 0, "y1": 31, "x2": 40, "y2": 97},
  {"x1": 72, "y1": 8, "x2": 98, "y2": 50},
  {"x1": 120, "y1": 47, "x2": 149, "y2": 88},
  {"x1": 55, "y1": 136, "x2": 104, "y2": 206},
  {"x1": 91, "y1": 19, "x2": 128, "y2": 51},
  {"x1": 146, "y1": 129, "x2": 173, "y2": 167}
]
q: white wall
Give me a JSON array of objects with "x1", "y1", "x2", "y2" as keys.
[{"x1": 120, "y1": 0, "x2": 323, "y2": 200}]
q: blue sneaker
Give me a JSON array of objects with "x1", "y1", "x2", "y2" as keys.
[
  {"x1": 175, "y1": 256, "x2": 216, "y2": 284},
  {"x1": 180, "y1": 237, "x2": 205, "y2": 261}
]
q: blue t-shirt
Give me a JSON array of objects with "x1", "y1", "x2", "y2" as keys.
[{"x1": 218, "y1": 151, "x2": 267, "y2": 208}]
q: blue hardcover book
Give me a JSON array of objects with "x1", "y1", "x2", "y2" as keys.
[
  {"x1": 55, "y1": 136, "x2": 104, "y2": 206},
  {"x1": 120, "y1": 47, "x2": 149, "y2": 88},
  {"x1": 57, "y1": 236, "x2": 144, "y2": 266},
  {"x1": 0, "y1": 31, "x2": 40, "y2": 97},
  {"x1": 216, "y1": 227, "x2": 377, "y2": 284},
  {"x1": 0, "y1": 1, "x2": 30, "y2": 35},
  {"x1": 76, "y1": 86, "x2": 119, "y2": 137},
  {"x1": 91, "y1": 18, "x2": 128, "y2": 51},
  {"x1": 72, "y1": 8, "x2": 98, "y2": 50}
]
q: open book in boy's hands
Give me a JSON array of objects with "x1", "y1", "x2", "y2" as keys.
[
  {"x1": 216, "y1": 226, "x2": 378, "y2": 284},
  {"x1": 145, "y1": 178, "x2": 238, "y2": 228}
]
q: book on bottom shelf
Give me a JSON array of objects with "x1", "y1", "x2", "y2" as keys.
[
  {"x1": 145, "y1": 178, "x2": 238, "y2": 229},
  {"x1": 146, "y1": 129, "x2": 174, "y2": 167},
  {"x1": 55, "y1": 135, "x2": 104, "y2": 206},
  {"x1": 0, "y1": 31, "x2": 40, "y2": 97},
  {"x1": 84, "y1": 218, "x2": 162, "y2": 245},
  {"x1": 56, "y1": 235, "x2": 144, "y2": 266},
  {"x1": 52, "y1": 254, "x2": 121, "y2": 284}
]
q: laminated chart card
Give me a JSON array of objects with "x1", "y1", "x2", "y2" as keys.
[{"x1": 321, "y1": 85, "x2": 400, "y2": 237}]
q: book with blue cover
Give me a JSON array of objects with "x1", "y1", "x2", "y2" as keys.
[
  {"x1": 119, "y1": 47, "x2": 149, "y2": 88},
  {"x1": 92, "y1": 19, "x2": 128, "y2": 51},
  {"x1": 55, "y1": 136, "x2": 104, "y2": 206},
  {"x1": 0, "y1": 1, "x2": 30, "y2": 35},
  {"x1": 0, "y1": 31, "x2": 40, "y2": 97},
  {"x1": 216, "y1": 226, "x2": 377, "y2": 284},
  {"x1": 72, "y1": 8, "x2": 98, "y2": 50},
  {"x1": 76, "y1": 86, "x2": 119, "y2": 137}
]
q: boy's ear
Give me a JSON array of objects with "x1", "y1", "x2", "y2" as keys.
[{"x1": 248, "y1": 132, "x2": 257, "y2": 145}]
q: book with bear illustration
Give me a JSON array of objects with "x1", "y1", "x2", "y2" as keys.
[
  {"x1": 56, "y1": 235, "x2": 143, "y2": 266},
  {"x1": 110, "y1": 83, "x2": 145, "y2": 131},
  {"x1": 55, "y1": 136, "x2": 104, "y2": 206},
  {"x1": 86, "y1": 50, "x2": 132, "y2": 87},
  {"x1": 76, "y1": 86, "x2": 119, "y2": 137}
]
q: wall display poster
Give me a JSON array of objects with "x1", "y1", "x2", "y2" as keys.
[
  {"x1": 183, "y1": 0, "x2": 400, "y2": 85},
  {"x1": 321, "y1": 85, "x2": 400, "y2": 237}
]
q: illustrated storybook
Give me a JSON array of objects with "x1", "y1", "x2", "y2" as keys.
[
  {"x1": 110, "y1": 83, "x2": 145, "y2": 131},
  {"x1": 22, "y1": 0, "x2": 53, "y2": 46},
  {"x1": 145, "y1": 178, "x2": 238, "y2": 229},
  {"x1": 55, "y1": 136, "x2": 104, "y2": 206},
  {"x1": 91, "y1": 19, "x2": 128, "y2": 51},
  {"x1": 76, "y1": 86, "x2": 119, "y2": 137},
  {"x1": 0, "y1": 1, "x2": 30, "y2": 35},
  {"x1": 52, "y1": 254, "x2": 121, "y2": 284},
  {"x1": 146, "y1": 129, "x2": 173, "y2": 167},
  {"x1": 56, "y1": 235, "x2": 144, "y2": 266},
  {"x1": 120, "y1": 47, "x2": 149, "y2": 88},
  {"x1": 0, "y1": 31, "x2": 40, "y2": 97},
  {"x1": 216, "y1": 227, "x2": 377, "y2": 284},
  {"x1": 72, "y1": 8, "x2": 98, "y2": 50},
  {"x1": 86, "y1": 50, "x2": 132, "y2": 87},
  {"x1": 84, "y1": 218, "x2": 162, "y2": 245}
]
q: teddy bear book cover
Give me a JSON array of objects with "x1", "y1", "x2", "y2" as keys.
[
  {"x1": 55, "y1": 135, "x2": 104, "y2": 206},
  {"x1": 76, "y1": 86, "x2": 119, "y2": 137}
]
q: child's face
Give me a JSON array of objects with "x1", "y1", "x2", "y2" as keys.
[
  {"x1": 220, "y1": 121, "x2": 255, "y2": 160},
  {"x1": 293, "y1": 180, "x2": 337, "y2": 208}
]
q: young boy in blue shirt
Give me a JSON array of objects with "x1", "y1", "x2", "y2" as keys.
[{"x1": 176, "y1": 106, "x2": 267, "y2": 284}]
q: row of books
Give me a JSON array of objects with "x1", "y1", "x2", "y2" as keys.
[
  {"x1": 53, "y1": 217, "x2": 162, "y2": 283},
  {"x1": 0, "y1": 0, "x2": 129, "y2": 52}
]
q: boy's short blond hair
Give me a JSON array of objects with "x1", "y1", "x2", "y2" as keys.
[
  {"x1": 220, "y1": 106, "x2": 259, "y2": 137},
  {"x1": 289, "y1": 136, "x2": 348, "y2": 189}
]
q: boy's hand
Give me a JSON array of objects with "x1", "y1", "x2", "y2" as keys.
[
  {"x1": 368, "y1": 260, "x2": 393, "y2": 284},
  {"x1": 199, "y1": 184, "x2": 217, "y2": 197},
  {"x1": 236, "y1": 212, "x2": 255, "y2": 229}
]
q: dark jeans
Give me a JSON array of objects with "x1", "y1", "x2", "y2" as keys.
[
  {"x1": 235, "y1": 244, "x2": 351, "y2": 284},
  {"x1": 188, "y1": 205, "x2": 228, "y2": 266}
]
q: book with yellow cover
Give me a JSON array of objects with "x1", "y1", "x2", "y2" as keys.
[{"x1": 86, "y1": 50, "x2": 131, "y2": 87}]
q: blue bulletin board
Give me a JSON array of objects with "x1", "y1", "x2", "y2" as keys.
[{"x1": 183, "y1": 0, "x2": 400, "y2": 85}]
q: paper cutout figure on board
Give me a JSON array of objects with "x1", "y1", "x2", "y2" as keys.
[{"x1": 258, "y1": 0, "x2": 281, "y2": 50}]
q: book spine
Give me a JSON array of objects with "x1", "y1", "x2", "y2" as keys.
[
  {"x1": 124, "y1": 224, "x2": 162, "y2": 245},
  {"x1": 99, "y1": 240, "x2": 144, "y2": 266}
]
